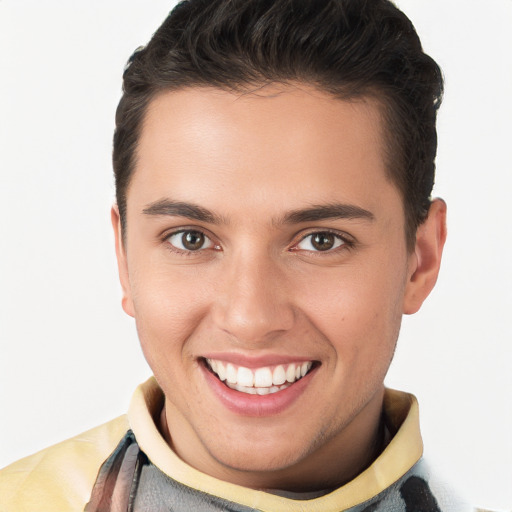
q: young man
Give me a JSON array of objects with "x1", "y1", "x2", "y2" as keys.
[{"x1": 0, "y1": 0, "x2": 470, "y2": 510}]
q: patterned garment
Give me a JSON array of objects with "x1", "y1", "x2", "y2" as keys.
[
  {"x1": 85, "y1": 430, "x2": 452, "y2": 512},
  {"x1": 0, "y1": 379, "x2": 472, "y2": 512}
]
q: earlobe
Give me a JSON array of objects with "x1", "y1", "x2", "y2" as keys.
[
  {"x1": 403, "y1": 198, "x2": 447, "y2": 315},
  {"x1": 111, "y1": 205, "x2": 135, "y2": 318}
]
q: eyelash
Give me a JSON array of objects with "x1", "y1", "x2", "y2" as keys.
[
  {"x1": 163, "y1": 229, "x2": 220, "y2": 256},
  {"x1": 162, "y1": 228, "x2": 354, "y2": 255},
  {"x1": 292, "y1": 229, "x2": 355, "y2": 254}
]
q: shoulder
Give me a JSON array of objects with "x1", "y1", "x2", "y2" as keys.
[
  {"x1": 404, "y1": 458, "x2": 473, "y2": 512},
  {"x1": 0, "y1": 415, "x2": 129, "y2": 512}
]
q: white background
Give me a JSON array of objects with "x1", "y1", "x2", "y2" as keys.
[{"x1": 0, "y1": 1, "x2": 511, "y2": 510}]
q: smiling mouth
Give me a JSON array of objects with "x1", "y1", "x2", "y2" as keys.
[{"x1": 203, "y1": 358, "x2": 318, "y2": 395}]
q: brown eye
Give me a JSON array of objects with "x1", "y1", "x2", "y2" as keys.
[
  {"x1": 311, "y1": 233, "x2": 335, "y2": 251},
  {"x1": 167, "y1": 230, "x2": 214, "y2": 251},
  {"x1": 182, "y1": 231, "x2": 204, "y2": 250},
  {"x1": 296, "y1": 232, "x2": 345, "y2": 252}
]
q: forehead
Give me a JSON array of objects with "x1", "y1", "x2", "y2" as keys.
[{"x1": 129, "y1": 85, "x2": 398, "y2": 221}]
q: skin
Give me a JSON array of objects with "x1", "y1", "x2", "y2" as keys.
[{"x1": 112, "y1": 84, "x2": 446, "y2": 492}]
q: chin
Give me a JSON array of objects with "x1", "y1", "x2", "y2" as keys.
[{"x1": 208, "y1": 436, "x2": 308, "y2": 475}]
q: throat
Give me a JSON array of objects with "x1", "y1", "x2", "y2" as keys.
[{"x1": 263, "y1": 487, "x2": 334, "y2": 499}]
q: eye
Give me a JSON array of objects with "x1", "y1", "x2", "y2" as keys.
[
  {"x1": 167, "y1": 230, "x2": 216, "y2": 252},
  {"x1": 295, "y1": 232, "x2": 346, "y2": 252}
]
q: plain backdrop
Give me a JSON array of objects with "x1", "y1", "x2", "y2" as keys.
[{"x1": 0, "y1": 1, "x2": 511, "y2": 510}]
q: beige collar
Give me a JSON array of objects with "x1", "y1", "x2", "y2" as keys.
[{"x1": 128, "y1": 377, "x2": 423, "y2": 512}]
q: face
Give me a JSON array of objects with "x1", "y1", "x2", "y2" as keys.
[{"x1": 113, "y1": 84, "x2": 445, "y2": 490}]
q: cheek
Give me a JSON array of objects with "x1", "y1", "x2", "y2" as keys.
[
  {"x1": 295, "y1": 257, "x2": 406, "y2": 359},
  {"x1": 129, "y1": 266, "x2": 211, "y2": 367}
]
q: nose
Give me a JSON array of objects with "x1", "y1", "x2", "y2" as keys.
[{"x1": 212, "y1": 249, "x2": 295, "y2": 346}]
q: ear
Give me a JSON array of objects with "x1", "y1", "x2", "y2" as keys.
[
  {"x1": 111, "y1": 205, "x2": 135, "y2": 317},
  {"x1": 403, "y1": 198, "x2": 447, "y2": 315}
]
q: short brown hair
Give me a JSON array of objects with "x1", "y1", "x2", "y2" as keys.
[{"x1": 113, "y1": 0, "x2": 443, "y2": 249}]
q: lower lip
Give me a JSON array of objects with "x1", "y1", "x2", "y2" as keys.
[{"x1": 201, "y1": 363, "x2": 317, "y2": 417}]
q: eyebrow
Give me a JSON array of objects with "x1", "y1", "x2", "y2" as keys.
[
  {"x1": 281, "y1": 203, "x2": 375, "y2": 224},
  {"x1": 142, "y1": 199, "x2": 225, "y2": 224},
  {"x1": 142, "y1": 199, "x2": 374, "y2": 225}
]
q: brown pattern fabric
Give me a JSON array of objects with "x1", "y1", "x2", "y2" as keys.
[{"x1": 85, "y1": 431, "x2": 146, "y2": 512}]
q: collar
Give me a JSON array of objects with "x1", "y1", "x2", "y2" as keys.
[{"x1": 128, "y1": 377, "x2": 423, "y2": 512}]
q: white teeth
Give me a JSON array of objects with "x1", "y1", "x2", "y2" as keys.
[
  {"x1": 226, "y1": 381, "x2": 292, "y2": 395},
  {"x1": 301, "y1": 362, "x2": 311, "y2": 377},
  {"x1": 254, "y1": 367, "x2": 273, "y2": 387},
  {"x1": 226, "y1": 363, "x2": 237, "y2": 384},
  {"x1": 227, "y1": 382, "x2": 258, "y2": 394},
  {"x1": 216, "y1": 361, "x2": 226, "y2": 381},
  {"x1": 206, "y1": 358, "x2": 314, "y2": 395},
  {"x1": 237, "y1": 366, "x2": 254, "y2": 387},
  {"x1": 272, "y1": 365, "x2": 286, "y2": 385}
]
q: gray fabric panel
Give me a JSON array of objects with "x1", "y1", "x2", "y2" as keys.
[
  {"x1": 133, "y1": 459, "x2": 444, "y2": 512},
  {"x1": 133, "y1": 463, "x2": 259, "y2": 511}
]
